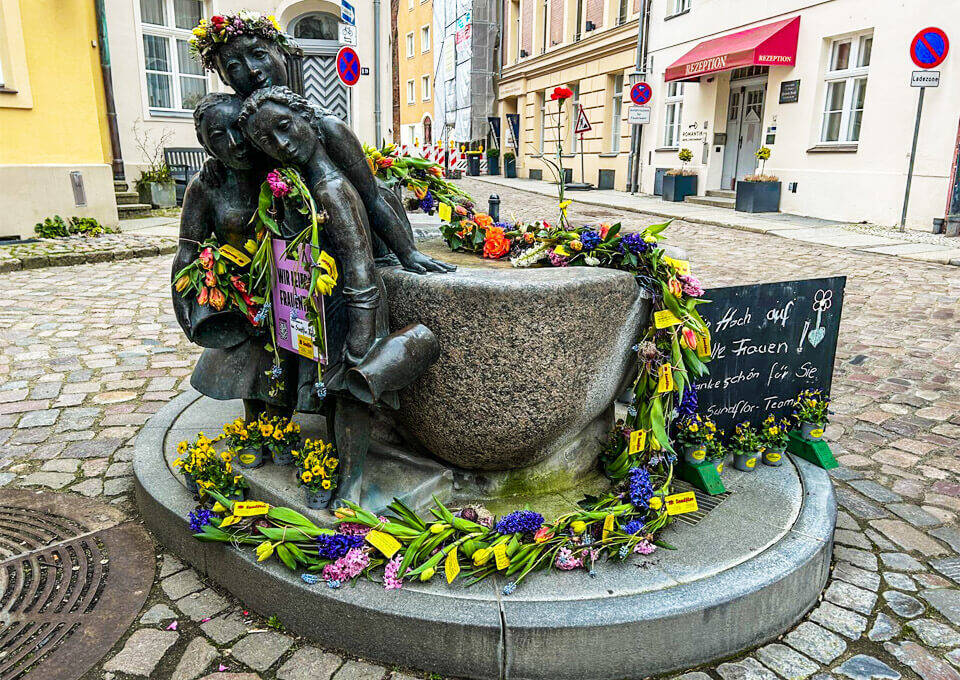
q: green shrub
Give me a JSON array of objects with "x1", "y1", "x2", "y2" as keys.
[{"x1": 35, "y1": 215, "x2": 119, "y2": 238}]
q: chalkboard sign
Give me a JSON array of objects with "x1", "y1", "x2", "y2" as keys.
[
  {"x1": 779, "y1": 79, "x2": 801, "y2": 104},
  {"x1": 693, "y1": 277, "x2": 846, "y2": 435}
]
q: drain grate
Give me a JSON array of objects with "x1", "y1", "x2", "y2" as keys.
[
  {"x1": 0, "y1": 490, "x2": 154, "y2": 680},
  {"x1": 671, "y1": 480, "x2": 732, "y2": 526}
]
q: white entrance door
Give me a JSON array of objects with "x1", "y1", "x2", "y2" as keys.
[{"x1": 721, "y1": 83, "x2": 766, "y2": 189}]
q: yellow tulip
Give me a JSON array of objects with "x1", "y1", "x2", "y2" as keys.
[
  {"x1": 570, "y1": 521, "x2": 586, "y2": 534},
  {"x1": 473, "y1": 548, "x2": 492, "y2": 566},
  {"x1": 420, "y1": 567, "x2": 435, "y2": 582}
]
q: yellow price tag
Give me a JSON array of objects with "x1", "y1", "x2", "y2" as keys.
[
  {"x1": 696, "y1": 330, "x2": 712, "y2": 359},
  {"x1": 665, "y1": 491, "x2": 699, "y2": 516},
  {"x1": 319, "y1": 250, "x2": 338, "y2": 282},
  {"x1": 365, "y1": 529, "x2": 402, "y2": 558},
  {"x1": 438, "y1": 202, "x2": 452, "y2": 222},
  {"x1": 219, "y1": 244, "x2": 251, "y2": 267},
  {"x1": 232, "y1": 501, "x2": 270, "y2": 517},
  {"x1": 654, "y1": 309, "x2": 682, "y2": 329},
  {"x1": 602, "y1": 513, "x2": 615, "y2": 541},
  {"x1": 297, "y1": 335, "x2": 316, "y2": 360},
  {"x1": 629, "y1": 429, "x2": 646, "y2": 454},
  {"x1": 219, "y1": 514, "x2": 241, "y2": 528},
  {"x1": 493, "y1": 543, "x2": 510, "y2": 570},
  {"x1": 445, "y1": 547, "x2": 460, "y2": 583},
  {"x1": 663, "y1": 256, "x2": 691, "y2": 276},
  {"x1": 657, "y1": 364, "x2": 674, "y2": 393}
]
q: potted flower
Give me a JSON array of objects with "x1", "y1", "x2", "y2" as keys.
[
  {"x1": 793, "y1": 389, "x2": 830, "y2": 441},
  {"x1": 706, "y1": 435, "x2": 726, "y2": 475},
  {"x1": 487, "y1": 147, "x2": 501, "y2": 176},
  {"x1": 466, "y1": 147, "x2": 483, "y2": 176},
  {"x1": 132, "y1": 122, "x2": 176, "y2": 208},
  {"x1": 503, "y1": 151, "x2": 517, "y2": 178},
  {"x1": 196, "y1": 448, "x2": 247, "y2": 502},
  {"x1": 662, "y1": 148, "x2": 697, "y2": 202},
  {"x1": 260, "y1": 415, "x2": 301, "y2": 465},
  {"x1": 223, "y1": 417, "x2": 265, "y2": 469},
  {"x1": 675, "y1": 415, "x2": 716, "y2": 465},
  {"x1": 735, "y1": 147, "x2": 781, "y2": 213},
  {"x1": 292, "y1": 438, "x2": 339, "y2": 508},
  {"x1": 729, "y1": 422, "x2": 762, "y2": 471},
  {"x1": 173, "y1": 432, "x2": 220, "y2": 498},
  {"x1": 759, "y1": 415, "x2": 790, "y2": 467}
]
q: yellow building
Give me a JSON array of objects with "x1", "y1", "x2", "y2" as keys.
[
  {"x1": 397, "y1": 0, "x2": 435, "y2": 147},
  {"x1": 0, "y1": 0, "x2": 118, "y2": 237},
  {"x1": 498, "y1": 0, "x2": 639, "y2": 190}
]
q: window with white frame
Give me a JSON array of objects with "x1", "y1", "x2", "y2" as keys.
[
  {"x1": 406, "y1": 32, "x2": 415, "y2": 58},
  {"x1": 617, "y1": 0, "x2": 629, "y2": 25},
  {"x1": 663, "y1": 81, "x2": 683, "y2": 147},
  {"x1": 421, "y1": 25, "x2": 431, "y2": 52},
  {"x1": 820, "y1": 32, "x2": 872, "y2": 144},
  {"x1": 671, "y1": 0, "x2": 690, "y2": 15},
  {"x1": 422, "y1": 75, "x2": 431, "y2": 101},
  {"x1": 610, "y1": 74, "x2": 624, "y2": 152},
  {"x1": 408, "y1": 0, "x2": 414, "y2": 10},
  {"x1": 570, "y1": 82, "x2": 580, "y2": 153},
  {"x1": 406, "y1": 79, "x2": 416, "y2": 104},
  {"x1": 539, "y1": 91, "x2": 547, "y2": 153},
  {"x1": 140, "y1": 0, "x2": 207, "y2": 112}
]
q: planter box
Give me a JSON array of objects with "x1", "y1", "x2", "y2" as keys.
[
  {"x1": 735, "y1": 180, "x2": 781, "y2": 213},
  {"x1": 661, "y1": 174, "x2": 697, "y2": 202},
  {"x1": 466, "y1": 155, "x2": 481, "y2": 176},
  {"x1": 138, "y1": 181, "x2": 176, "y2": 209},
  {"x1": 487, "y1": 157, "x2": 500, "y2": 175},
  {"x1": 504, "y1": 158, "x2": 517, "y2": 178}
]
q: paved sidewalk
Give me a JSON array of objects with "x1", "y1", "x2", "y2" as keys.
[
  {"x1": 473, "y1": 175, "x2": 960, "y2": 266},
  {"x1": 0, "y1": 231, "x2": 177, "y2": 272}
]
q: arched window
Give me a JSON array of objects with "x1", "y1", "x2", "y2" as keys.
[
  {"x1": 291, "y1": 12, "x2": 339, "y2": 41},
  {"x1": 423, "y1": 116, "x2": 433, "y2": 144}
]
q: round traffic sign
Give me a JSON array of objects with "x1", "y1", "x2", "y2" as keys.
[
  {"x1": 630, "y1": 82, "x2": 652, "y2": 106},
  {"x1": 911, "y1": 27, "x2": 949, "y2": 69},
  {"x1": 336, "y1": 46, "x2": 361, "y2": 87}
]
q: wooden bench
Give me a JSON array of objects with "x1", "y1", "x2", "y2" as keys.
[{"x1": 163, "y1": 147, "x2": 207, "y2": 206}]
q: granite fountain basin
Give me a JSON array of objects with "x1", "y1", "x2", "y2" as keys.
[{"x1": 379, "y1": 239, "x2": 651, "y2": 472}]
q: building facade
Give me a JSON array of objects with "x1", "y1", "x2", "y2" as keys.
[
  {"x1": 498, "y1": 0, "x2": 960, "y2": 229},
  {"x1": 0, "y1": 0, "x2": 118, "y2": 236},
  {"x1": 397, "y1": 0, "x2": 435, "y2": 147},
  {"x1": 107, "y1": 0, "x2": 394, "y2": 179}
]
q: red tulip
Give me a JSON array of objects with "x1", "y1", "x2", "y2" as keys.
[
  {"x1": 598, "y1": 224, "x2": 610, "y2": 239},
  {"x1": 204, "y1": 270, "x2": 217, "y2": 287},
  {"x1": 209, "y1": 288, "x2": 227, "y2": 311},
  {"x1": 230, "y1": 275, "x2": 248, "y2": 294},
  {"x1": 199, "y1": 247, "x2": 214, "y2": 270},
  {"x1": 550, "y1": 86, "x2": 573, "y2": 101},
  {"x1": 197, "y1": 287, "x2": 209, "y2": 306},
  {"x1": 682, "y1": 327, "x2": 698, "y2": 350},
  {"x1": 534, "y1": 527, "x2": 554, "y2": 543}
]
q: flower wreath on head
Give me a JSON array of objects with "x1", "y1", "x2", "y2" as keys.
[{"x1": 189, "y1": 12, "x2": 290, "y2": 72}]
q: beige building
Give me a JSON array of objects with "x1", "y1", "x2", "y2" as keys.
[
  {"x1": 397, "y1": 0, "x2": 435, "y2": 147},
  {"x1": 108, "y1": 0, "x2": 394, "y2": 179},
  {"x1": 499, "y1": 0, "x2": 960, "y2": 230}
]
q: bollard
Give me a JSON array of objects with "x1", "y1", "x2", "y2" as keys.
[{"x1": 488, "y1": 194, "x2": 500, "y2": 223}]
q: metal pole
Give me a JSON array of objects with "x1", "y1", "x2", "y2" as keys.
[
  {"x1": 580, "y1": 132, "x2": 585, "y2": 183},
  {"x1": 374, "y1": 0, "x2": 382, "y2": 144},
  {"x1": 900, "y1": 87, "x2": 925, "y2": 231},
  {"x1": 627, "y1": 0, "x2": 649, "y2": 194}
]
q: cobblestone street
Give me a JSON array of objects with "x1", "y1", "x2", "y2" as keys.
[{"x1": 0, "y1": 178, "x2": 958, "y2": 680}]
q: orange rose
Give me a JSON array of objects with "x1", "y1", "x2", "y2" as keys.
[
  {"x1": 483, "y1": 227, "x2": 511, "y2": 259},
  {"x1": 474, "y1": 213, "x2": 493, "y2": 228}
]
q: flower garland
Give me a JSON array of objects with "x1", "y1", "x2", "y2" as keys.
[
  {"x1": 189, "y1": 12, "x2": 288, "y2": 72},
  {"x1": 363, "y1": 143, "x2": 474, "y2": 215}
]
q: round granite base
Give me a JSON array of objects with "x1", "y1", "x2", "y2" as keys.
[{"x1": 135, "y1": 391, "x2": 836, "y2": 680}]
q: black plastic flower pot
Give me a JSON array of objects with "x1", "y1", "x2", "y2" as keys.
[
  {"x1": 735, "y1": 180, "x2": 781, "y2": 213},
  {"x1": 466, "y1": 155, "x2": 481, "y2": 176},
  {"x1": 662, "y1": 174, "x2": 698, "y2": 202},
  {"x1": 487, "y1": 157, "x2": 500, "y2": 175},
  {"x1": 504, "y1": 157, "x2": 517, "y2": 178}
]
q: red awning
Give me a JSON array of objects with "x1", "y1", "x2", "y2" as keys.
[{"x1": 665, "y1": 16, "x2": 800, "y2": 82}]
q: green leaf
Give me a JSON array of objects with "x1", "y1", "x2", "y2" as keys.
[
  {"x1": 276, "y1": 543, "x2": 296, "y2": 570},
  {"x1": 604, "y1": 223, "x2": 621, "y2": 240},
  {"x1": 649, "y1": 398, "x2": 675, "y2": 454}
]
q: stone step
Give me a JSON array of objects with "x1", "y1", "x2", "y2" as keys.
[
  {"x1": 114, "y1": 180, "x2": 129, "y2": 192},
  {"x1": 706, "y1": 189, "x2": 735, "y2": 199},
  {"x1": 118, "y1": 203, "x2": 153, "y2": 219},
  {"x1": 685, "y1": 195, "x2": 736, "y2": 209},
  {"x1": 115, "y1": 191, "x2": 141, "y2": 206}
]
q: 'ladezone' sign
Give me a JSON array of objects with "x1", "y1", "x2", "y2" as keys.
[{"x1": 693, "y1": 277, "x2": 846, "y2": 435}]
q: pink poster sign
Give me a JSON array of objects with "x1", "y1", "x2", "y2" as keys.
[{"x1": 270, "y1": 239, "x2": 327, "y2": 364}]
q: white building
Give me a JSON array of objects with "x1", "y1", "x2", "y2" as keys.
[
  {"x1": 638, "y1": 0, "x2": 960, "y2": 229},
  {"x1": 107, "y1": 0, "x2": 394, "y2": 178}
]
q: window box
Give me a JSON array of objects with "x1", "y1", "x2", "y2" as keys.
[
  {"x1": 735, "y1": 180, "x2": 781, "y2": 213},
  {"x1": 662, "y1": 174, "x2": 697, "y2": 202}
]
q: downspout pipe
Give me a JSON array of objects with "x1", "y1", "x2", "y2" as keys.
[
  {"x1": 374, "y1": 0, "x2": 383, "y2": 144},
  {"x1": 627, "y1": 0, "x2": 649, "y2": 193},
  {"x1": 94, "y1": 0, "x2": 125, "y2": 180}
]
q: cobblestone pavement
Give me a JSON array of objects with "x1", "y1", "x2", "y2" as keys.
[
  {"x1": 0, "y1": 232, "x2": 177, "y2": 272},
  {"x1": 0, "y1": 177, "x2": 957, "y2": 680}
]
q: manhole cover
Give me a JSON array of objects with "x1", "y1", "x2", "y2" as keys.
[{"x1": 0, "y1": 489, "x2": 154, "y2": 680}]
